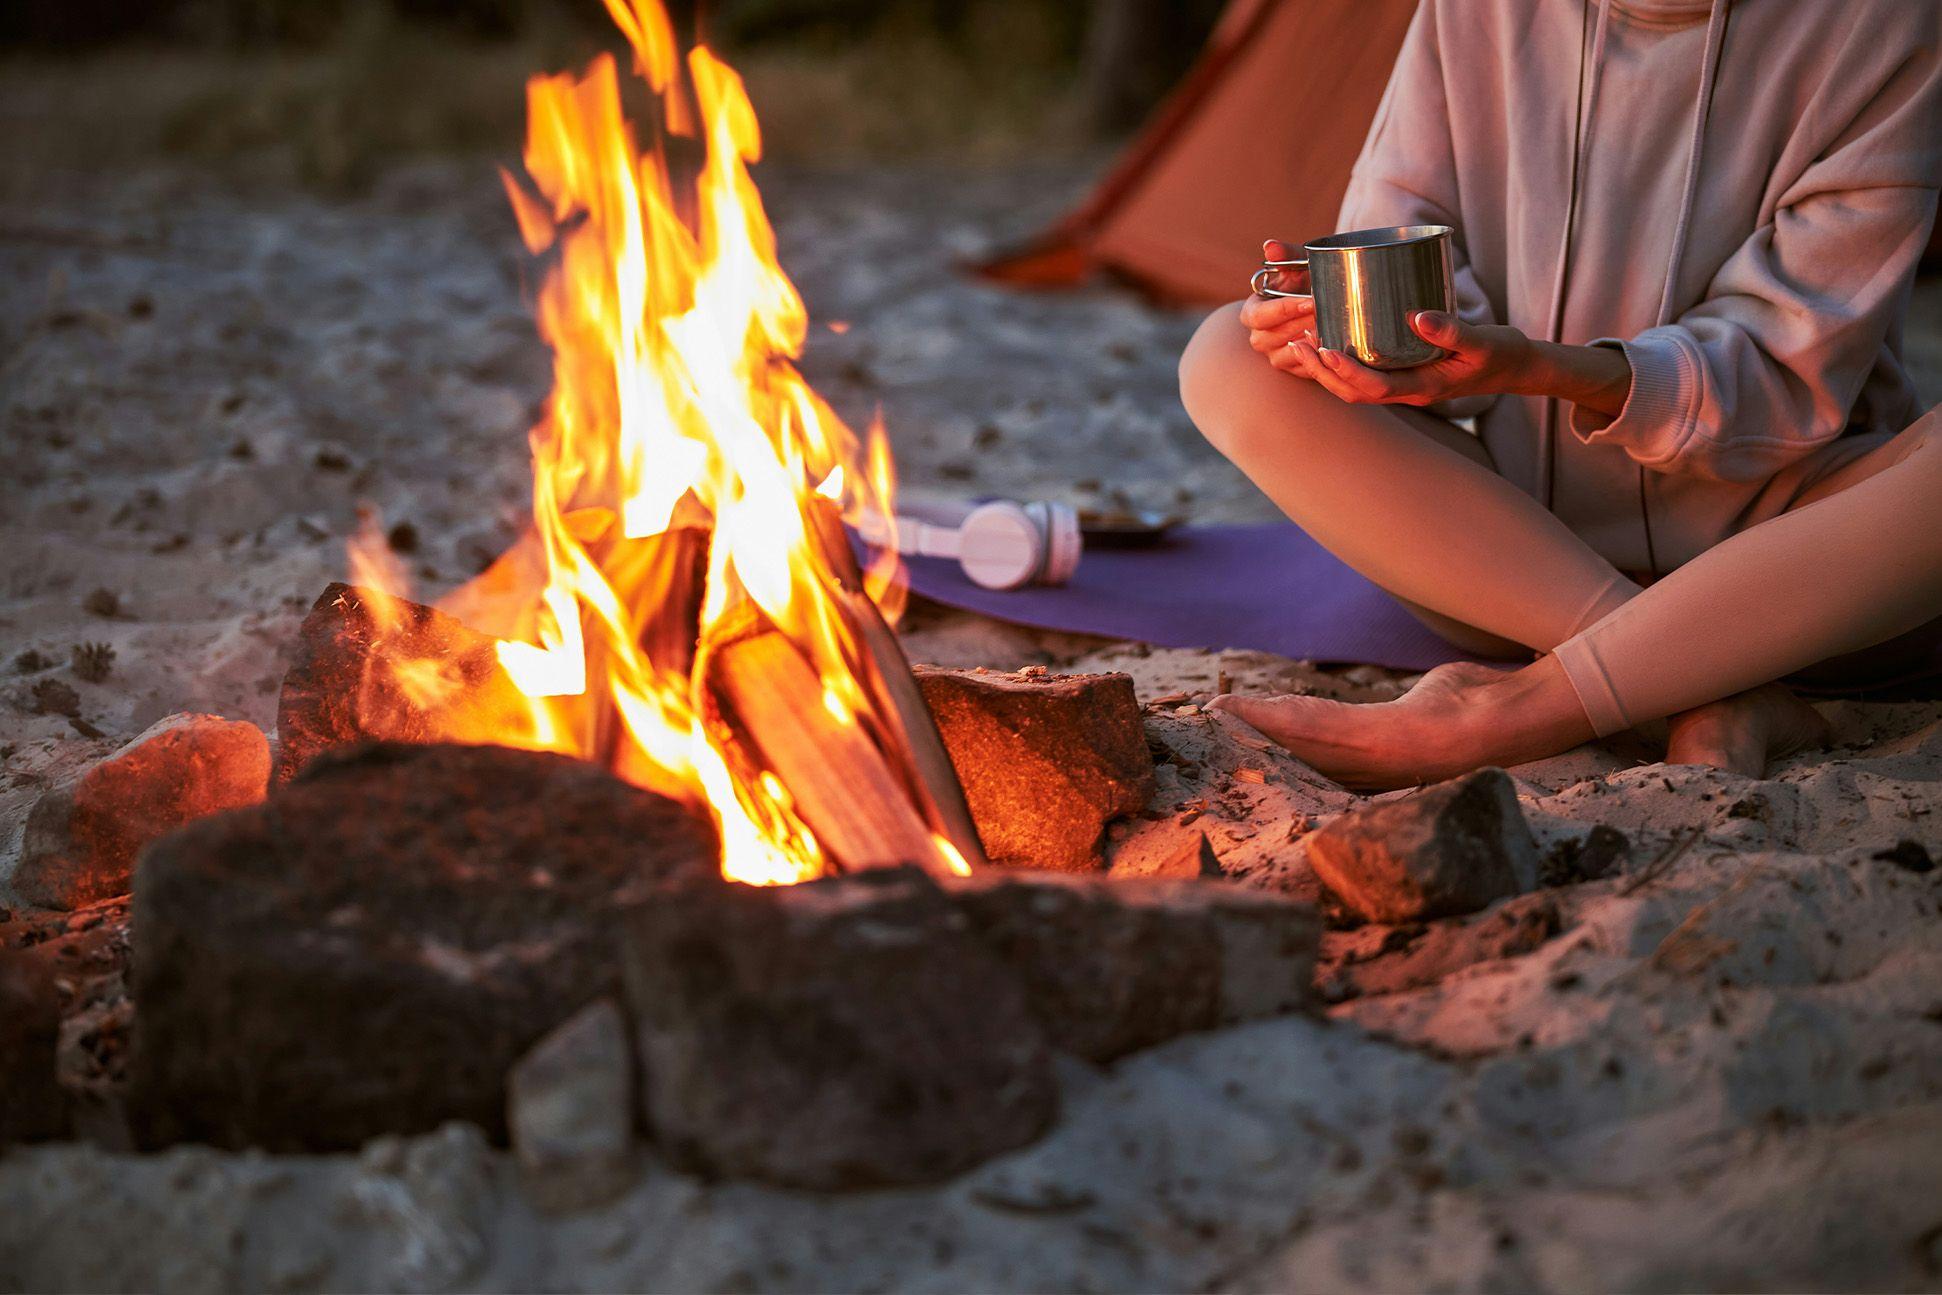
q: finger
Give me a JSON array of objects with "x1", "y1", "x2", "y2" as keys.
[
  {"x1": 1316, "y1": 347, "x2": 1409, "y2": 402},
  {"x1": 1410, "y1": 309, "x2": 1467, "y2": 351},
  {"x1": 1289, "y1": 338, "x2": 1328, "y2": 379},
  {"x1": 1248, "y1": 322, "x2": 1312, "y2": 353},
  {"x1": 1295, "y1": 339, "x2": 1358, "y2": 393},
  {"x1": 1254, "y1": 272, "x2": 1313, "y2": 302},
  {"x1": 1267, "y1": 340, "x2": 1308, "y2": 374},
  {"x1": 1262, "y1": 238, "x2": 1295, "y2": 262},
  {"x1": 1239, "y1": 295, "x2": 1313, "y2": 329}
]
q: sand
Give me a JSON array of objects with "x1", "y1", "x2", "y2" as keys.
[{"x1": 2, "y1": 158, "x2": 1941, "y2": 1293}]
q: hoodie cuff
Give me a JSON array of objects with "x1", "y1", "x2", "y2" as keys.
[{"x1": 1568, "y1": 330, "x2": 1699, "y2": 465}]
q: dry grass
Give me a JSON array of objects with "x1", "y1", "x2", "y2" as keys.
[
  {"x1": 734, "y1": 3, "x2": 1088, "y2": 163},
  {"x1": 0, "y1": 2, "x2": 1091, "y2": 200}
]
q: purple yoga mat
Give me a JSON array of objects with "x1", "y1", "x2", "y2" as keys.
[
  {"x1": 896, "y1": 523, "x2": 1482, "y2": 670},
  {"x1": 895, "y1": 521, "x2": 1942, "y2": 694}
]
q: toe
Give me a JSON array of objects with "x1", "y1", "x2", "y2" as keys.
[
  {"x1": 1208, "y1": 693, "x2": 1286, "y2": 738},
  {"x1": 1208, "y1": 692, "x2": 1275, "y2": 722}
]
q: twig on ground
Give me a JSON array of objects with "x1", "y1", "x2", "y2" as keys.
[{"x1": 1618, "y1": 827, "x2": 1702, "y2": 897}]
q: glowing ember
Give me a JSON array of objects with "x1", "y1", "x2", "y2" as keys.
[{"x1": 361, "y1": 0, "x2": 977, "y2": 885}]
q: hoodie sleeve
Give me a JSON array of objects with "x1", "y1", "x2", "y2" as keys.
[
  {"x1": 1338, "y1": 0, "x2": 1498, "y2": 420},
  {"x1": 1572, "y1": 47, "x2": 1942, "y2": 483}
]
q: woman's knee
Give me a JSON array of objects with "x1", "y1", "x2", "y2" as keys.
[{"x1": 1178, "y1": 300, "x2": 1328, "y2": 460}]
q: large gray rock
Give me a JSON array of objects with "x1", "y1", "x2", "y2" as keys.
[
  {"x1": 129, "y1": 742, "x2": 719, "y2": 1152},
  {"x1": 945, "y1": 872, "x2": 1320, "y2": 1061},
  {"x1": 621, "y1": 866, "x2": 1057, "y2": 1190},
  {"x1": 915, "y1": 667, "x2": 1155, "y2": 873},
  {"x1": 508, "y1": 997, "x2": 638, "y2": 1214},
  {"x1": 0, "y1": 950, "x2": 65, "y2": 1142},
  {"x1": 15, "y1": 713, "x2": 269, "y2": 910},
  {"x1": 1304, "y1": 768, "x2": 1538, "y2": 923}
]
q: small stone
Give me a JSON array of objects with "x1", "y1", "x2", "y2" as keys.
[
  {"x1": 508, "y1": 998, "x2": 638, "y2": 1214},
  {"x1": 621, "y1": 867, "x2": 1057, "y2": 1189},
  {"x1": 1108, "y1": 827, "x2": 1221, "y2": 880},
  {"x1": 1873, "y1": 840, "x2": 1935, "y2": 874},
  {"x1": 945, "y1": 872, "x2": 1319, "y2": 1060},
  {"x1": 1304, "y1": 768, "x2": 1538, "y2": 923},
  {"x1": 1539, "y1": 823, "x2": 1630, "y2": 888},
  {"x1": 128, "y1": 742, "x2": 719, "y2": 1152},
  {"x1": 15, "y1": 713, "x2": 270, "y2": 910},
  {"x1": 82, "y1": 588, "x2": 121, "y2": 618},
  {"x1": 916, "y1": 667, "x2": 1155, "y2": 872},
  {"x1": 1322, "y1": 893, "x2": 1564, "y2": 999}
]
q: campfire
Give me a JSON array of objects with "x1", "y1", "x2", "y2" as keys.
[
  {"x1": 344, "y1": 0, "x2": 981, "y2": 886},
  {"x1": 7, "y1": 0, "x2": 1343, "y2": 1195}
]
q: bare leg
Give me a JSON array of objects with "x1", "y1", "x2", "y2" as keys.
[
  {"x1": 1215, "y1": 411, "x2": 1942, "y2": 788},
  {"x1": 1179, "y1": 303, "x2": 1637, "y2": 654}
]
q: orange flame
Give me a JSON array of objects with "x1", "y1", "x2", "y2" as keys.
[{"x1": 384, "y1": 0, "x2": 952, "y2": 885}]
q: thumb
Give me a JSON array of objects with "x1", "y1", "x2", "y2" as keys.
[
  {"x1": 1410, "y1": 309, "x2": 1467, "y2": 348},
  {"x1": 1263, "y1": 238, "x2": 1296, "y2": 262}
]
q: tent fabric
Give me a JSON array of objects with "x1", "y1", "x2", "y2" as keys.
[
  {"x1": 983, "y1": 1, "x2": 1942, "y2": 303},
  {"x1": 977, "y1": 0, "x2": 1422, "y2": 305}
]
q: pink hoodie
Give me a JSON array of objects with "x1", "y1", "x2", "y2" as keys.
[{"x1": 1340, "y1": 0, "x2": 1942, "y2": 573}]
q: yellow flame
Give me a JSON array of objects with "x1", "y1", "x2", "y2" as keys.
[{"x1": 405, "y1": 0, "x2": 943, "y2": 884}]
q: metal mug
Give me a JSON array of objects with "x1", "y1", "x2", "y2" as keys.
[{"x1": 1250, "y1": 224, "x2": 1456, "y2": 370}]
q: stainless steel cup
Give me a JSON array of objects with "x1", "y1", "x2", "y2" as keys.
[{"x1": 1250, "y1": 224, "x2": 1456, "y2": 370}]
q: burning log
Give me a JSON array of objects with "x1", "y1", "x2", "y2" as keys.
[
  {"x1": 128, "y1": 742, "x2": 719, "y2": 1152},
  {"x1": 274, "y1": 567, "x2": 987, "y2": 882},
  {"x1": 804, "y1": 495, "x2": 986, "y2": 869},
  {"x1": 699, "y1": 609, "x2": 952, "y2": 874},
  {"x1": 697, "y1": 506, "x2": 986, "y2": 877}
]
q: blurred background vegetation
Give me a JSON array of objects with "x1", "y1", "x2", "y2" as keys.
[{"x1": 0, "y1": 0, "x2": 1226, "y2": 195}]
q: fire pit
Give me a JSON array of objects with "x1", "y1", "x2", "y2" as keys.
[{"x1": 0, "y1": 0, "x2": 1329, "y2": 1193}]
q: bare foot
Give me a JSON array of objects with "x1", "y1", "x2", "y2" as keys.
[
  {"x1": 1208, "y1": 658, "x2": 1595, "y2": 791},
  {"x1": 1663, "y1": 684, "x2": 1831, "y2": 777}
]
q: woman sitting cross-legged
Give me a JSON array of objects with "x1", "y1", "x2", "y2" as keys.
[{"x1": 1178, "y1": 0, "x2": 1942, "y2": 790}]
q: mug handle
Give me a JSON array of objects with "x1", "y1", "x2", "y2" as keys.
[{"x1": 1251, "y1": 258, "x2": 1311, "y2": 299}]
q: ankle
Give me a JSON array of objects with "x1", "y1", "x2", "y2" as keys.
[{"x1": 1459, "y1": 658, "x2": 1596, "y2": 765}]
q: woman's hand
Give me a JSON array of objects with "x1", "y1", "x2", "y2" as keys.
[
  {"x1": 1267, "y1": 309, "x2": 1537, "y2": 407},
  {"x1": 1240, "y1": 239, "x2": 1316, "y2": 356}
]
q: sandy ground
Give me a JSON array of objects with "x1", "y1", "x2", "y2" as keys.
[{"x1": 3, "y1": 157, "x2": 1942, "y2": 1292}]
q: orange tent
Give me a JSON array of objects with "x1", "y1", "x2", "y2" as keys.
[{"x1": 976, "y1": 0, "x2": 1423, "y2": 306}]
